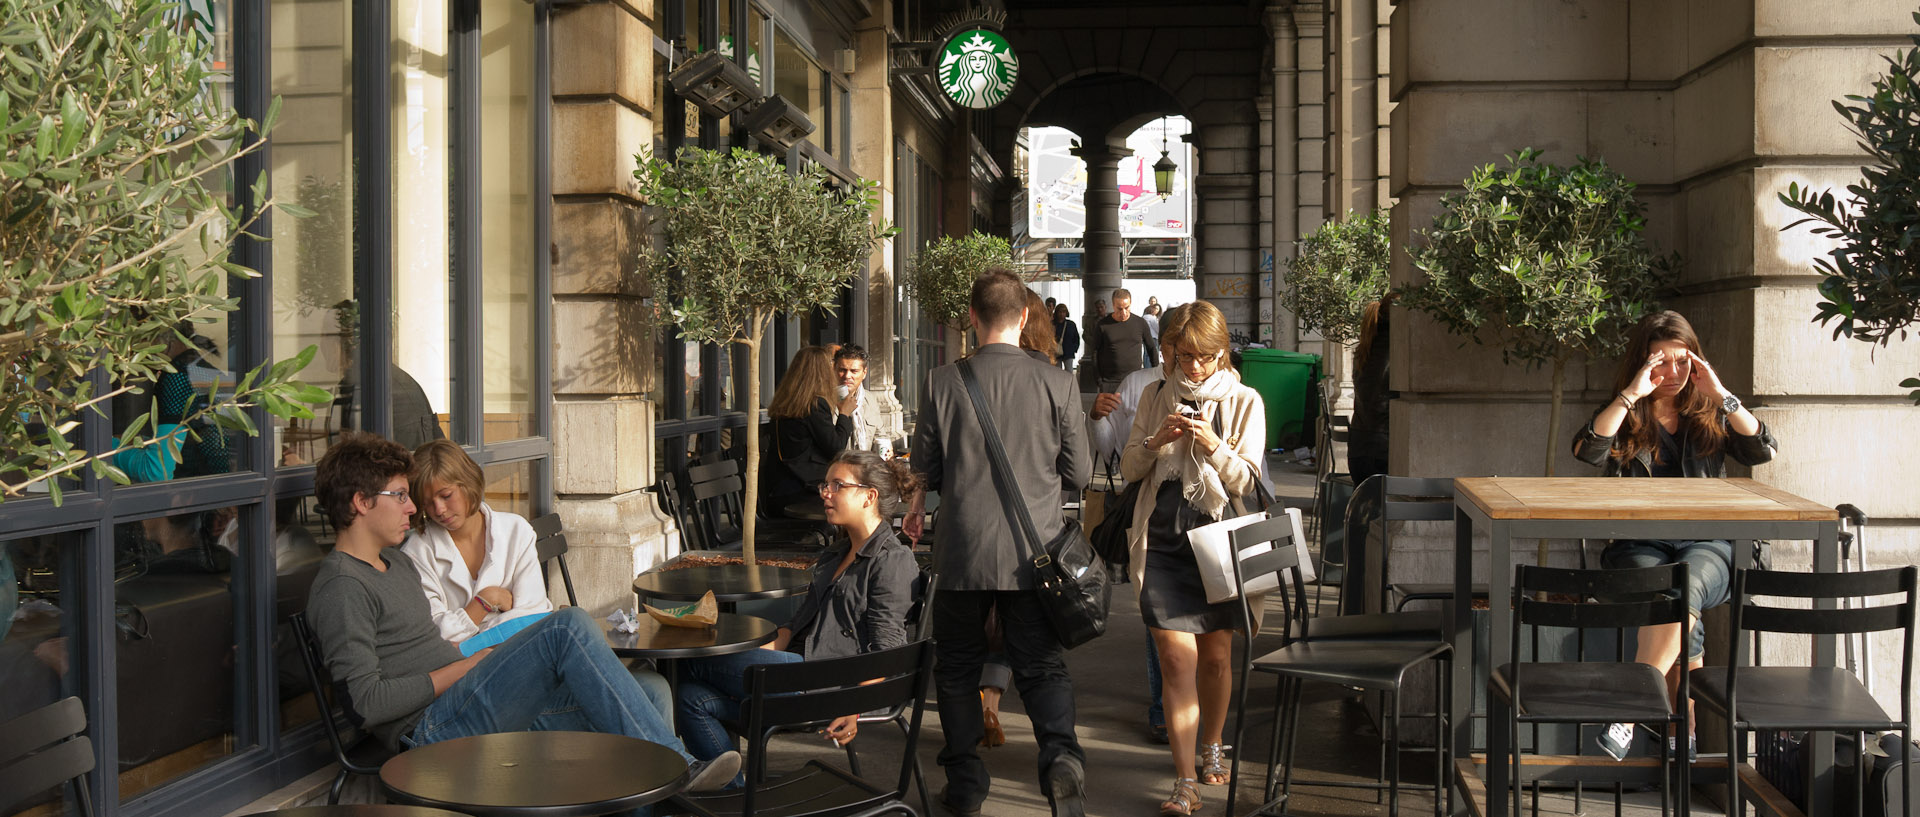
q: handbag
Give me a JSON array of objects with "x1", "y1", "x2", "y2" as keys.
[
  {"x1": 1187, "y1": 473, "x2": 1317, "y2": 604},
  {"x1": 957, "y1": 359, "x2": 1111, "y2": 649},
  {"x1": 1087, "y1": 381, "x2": 1161, "y2": 567}
]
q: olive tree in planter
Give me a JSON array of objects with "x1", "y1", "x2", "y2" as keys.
[
  {"x1": 1779, "y1": 11, "x2": 1920, "y2": 403},
  {"x1": 1, "y1": 0, "x2": 328, "y2": 502},
  {"x1": 635, "y1": 147, "x2": 891, "y2": 562},
  {"x1": 1400, "y1": 149, "x2": 1674, "y2": 563},
  {"x1": 1283, "y1": 208, "x2": 1391, "y2": 345},
  {"x1": 905, "y1": 231, "x2": 1014, "y2": 355}
]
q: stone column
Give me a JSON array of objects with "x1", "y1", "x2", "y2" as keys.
[
  {"x1": 1267, "y1": 6, "x2": 1300, "y2": 353},
  {"x1": 547, "y1": 1, "x2": 673, "y2": 616},
  {"x1": 1074, "y1": 144, "x2": 1129, "y2": 381},
  {"x1": 1193, "y1": 123, "x2": 1260, "y2": 341},
  {"x1": 847, "y1": 4, "x2": 905, "y2": 442}
]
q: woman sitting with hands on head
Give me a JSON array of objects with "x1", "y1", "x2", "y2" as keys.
[
  {"x1": 1572, "y1": 309, "x2": 1778, "y2": 762},
  {"x1": 676, "y1": 449, "x2": 920, "y2": 786}
]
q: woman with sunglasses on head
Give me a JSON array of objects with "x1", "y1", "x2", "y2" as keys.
[
  {"x1": 1118, "y1": 301, "x2": 1268, "y2": 817},
  {"x1": 676, "y1": 449, "x2": 920, "y2": 784},
  {"x1": 1572, "y1": 309, "x2": 1778, "y2": 762}
]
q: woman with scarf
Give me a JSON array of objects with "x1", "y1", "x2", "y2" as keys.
[{"x1": 1119, "y1": 301, "x2": 1268, "y2": 817}]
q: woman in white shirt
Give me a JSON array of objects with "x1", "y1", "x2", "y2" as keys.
[{"x1": 401, "y1": 440, "x2": 552, "y2": 646}]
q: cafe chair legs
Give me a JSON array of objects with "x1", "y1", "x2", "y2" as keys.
[
  {"x1": 0, "y1": 697, "x2": 95, "y2": 817},
  {"x1": 1690, "y1": 565, "x2": 1916, "y2": 817},
  {"x1": 1225, "y1": 510, "x2": 1454, "y2": 817},
  {"x1": 289, "y1": 612, "x2": 395, "y2": 805},
  {"x1": 1491, "y1": 563, "x2": 1692, "y2": 817}
]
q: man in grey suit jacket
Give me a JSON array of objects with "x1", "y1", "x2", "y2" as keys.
[{"x1": 904, "y1": 270, "x2": 1093, "y2": 817}]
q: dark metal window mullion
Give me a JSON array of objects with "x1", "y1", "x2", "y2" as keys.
[
  {"x1": 77, "y1": 369, "x2": 116, "y2": 814},
  {"x1": 451, "y1": 0, "x2": 482, "y2": 447},
  {"x1": 531, "y1": 0, "x2": 554, "y2": 514},
  {"x1": 355, "y1": 0, "x2": 394, "y2": 437},
  {"x1": 230, "y1": 0, "x2": 274, "y2": 753}
]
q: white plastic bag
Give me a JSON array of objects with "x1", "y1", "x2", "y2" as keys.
[{"x1": 1189, "y1": 506, "x2": 1313, "y2": 604}]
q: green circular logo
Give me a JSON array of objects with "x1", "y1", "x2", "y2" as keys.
[{"x1": 938, "y1": 30, "x2": 1019, "y2": 110}]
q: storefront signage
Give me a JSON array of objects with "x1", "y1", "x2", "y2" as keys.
[{"x1": 938, "y1": 29, "x2": 1019, "y2": 109}]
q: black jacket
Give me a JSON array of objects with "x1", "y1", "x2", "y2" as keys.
[
  {"x1": 764, "y1": 397, "x2": 854, "y2": 506},
  {"x1": 1570, "y1": 405, "x2": 1778, "y2": 477},
  {"x1": 784, "y1": 525, "x2": 917, "y2": 659}
]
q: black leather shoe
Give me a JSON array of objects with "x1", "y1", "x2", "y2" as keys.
[
  {"x1": 1048, "y1": 755, "x2": 1086, "y2": 817},
  {"x1": 937, "y1": 786, "x2": 984, "y2": 817}
]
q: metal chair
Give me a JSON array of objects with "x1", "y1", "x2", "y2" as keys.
[
  {"x1": 530, "y1": 512, "x2": 579, "y2": 606},
  {"x1": 667, "y1": 460, "x2": 827, "y2": 551},
  {"x1": 289, "y1": 611, "x2": 396, "y2": 805},
  {"x1": 669, "y1": 639, "x2": 935, "y2": 817},
  {"x1": 0, "y1": 697, "x2": 94, "y2": 817},
  {"x1": 1491, "y1": 563, "x2": 1692, "y2": 817},
  {"x1": 1692, "y1": 565, "x2": 1916, "y2": 817},
  {"x1": 1225, "y1": 509, "x2": 1453, "y2": 817}
]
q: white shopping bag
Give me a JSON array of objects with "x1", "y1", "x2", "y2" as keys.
[{"x1": 1189, "y1": 506, "x2": 1313, "y2": 604}]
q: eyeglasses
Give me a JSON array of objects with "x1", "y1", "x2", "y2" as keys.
[
  {"x1": 372, "y1": 489, "x2": 411, "y2": 502},
  {"x1": 1172, "y1": 351, "x2": 1218, "y2": 366},
  {"x1": 816, "y1": 480, "x2": 874, "y2": 495}
]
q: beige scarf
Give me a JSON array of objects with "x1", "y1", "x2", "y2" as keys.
[{"x1": 1149, "y1": 367, "x2": 1242, "y2": 519}]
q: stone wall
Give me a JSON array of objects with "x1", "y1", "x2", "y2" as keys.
[{"x1": 1387, "y1": 0, "x2": 1920, "y2": 718}]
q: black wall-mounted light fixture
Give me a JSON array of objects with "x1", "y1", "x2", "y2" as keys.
[
  {"x1": 743, "y1": 94, "x2": 816, "y2": 153},
  {"x1": 667, "y1": 50, "x2": 758, "y2": 119}
]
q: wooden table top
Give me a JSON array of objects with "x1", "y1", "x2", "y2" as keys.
[
  {"x1": 1453, "y1": 477, "x2": 1835, "y2": 522},
  {"x1": 600, "y1": 612, "x2": 777, "y2": 659},
  {"x1": 380, "y1": 731, "x2": 685, "y2": 817}
]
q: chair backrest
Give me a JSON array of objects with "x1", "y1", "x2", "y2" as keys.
[
  {"x1": 652, "y1": 472, "x2": 705, "y2": 550},
  {"x1": 1227, "y1": 512, "x2": 1311, "y2": 643},
  {"x1": 529, "y1": 513, "x2": 578, "y2": 607},
  {"x1": 687, "y1": 459, "x2": 749, "y2": 547},
  {"x1": 905, "y1": 570, "x2": 938, "y2": 642},
  {"x1": 0, "y1": 697, "x2": 94, "y2": 817},
  {"x1": 738, "y1": 639, "x2": 936, "y2": 816},
  {"x1": 288, "y1": 612, "x2": 376, "y2": 762},
  {"x1": 1728, "y1": 565, "x2": 1917, "y2": 717},
  {"x1": 1508, "y1": 563, "x2": 1690, "y2": 703}
]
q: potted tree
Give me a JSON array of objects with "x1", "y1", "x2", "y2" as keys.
[
  {"x1": 634, "y1": 147, "x2": 891, "y2": 562},
  {"x1": 1283, "y1": 208, "x2": 1391, "y2": 345},
  {"x1": 0, "y1": 0, "x2": 327, "y2": 502},
  {"x1": 905, "y1": 231, "x2": 1015, "y2": 355},
  {"x1": 1779, "y1": 11, "x2": 1920, "y2": 403}
]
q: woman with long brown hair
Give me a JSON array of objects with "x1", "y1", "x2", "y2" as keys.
[
  {"x1": 763, "y1": 345, "x2": 854, "y2": 517},
  {"x1": 1019, "y1": 289, "x2": 1059, "y2": 365},
  {"x1": 1571, "y1": 309, "x2": 1778, "y2": 761}
]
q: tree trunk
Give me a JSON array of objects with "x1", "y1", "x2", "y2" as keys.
[
  {"x1": 740, "y1": 316, "x2": 768, "y2": 565},
  {"x1": 1537, "y1": 355, "x2": 1566, "y2": 570}
]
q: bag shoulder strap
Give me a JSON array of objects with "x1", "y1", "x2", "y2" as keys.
[
  {"x1": 1204, "y1": 393, "x2": 1277, "y2": 513},
  {"x1": 957, "y1": 359, "x2": 1045, "y2": 561}
]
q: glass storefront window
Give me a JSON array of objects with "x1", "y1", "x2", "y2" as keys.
[
  {"x1": 482, "y1": 461, "x2": 535, "y2": 519},
  {"x1": 2, "y1": 532, "x2": 87, "y2": 815},
  {"x1": 481, "y1": 0, "x2": 538, "y2": 443},
  {"x1": 270, "y1": 0, "x2": 354, "y2": 469},
  {"x1": 273, "y1": 493, "x2": 333, "y2": 734},
  {"x1": 773, "y1": 28, "x2": 826, "y2": 153},
  {"x1": 110, "y1": 507, "x2": 244, "y2": 799},
  {"x1": 392, "y1": 0, "x2": 454, "y2": 450}
]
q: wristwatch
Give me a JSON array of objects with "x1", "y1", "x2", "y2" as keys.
[{"x1": 1721, "y1": 394, "x2": 1743, "y2": 415}]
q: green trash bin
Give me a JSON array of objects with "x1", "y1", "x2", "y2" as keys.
[{"x1": 1238, "y1": 348, "x2": 1321, "y2": 450}]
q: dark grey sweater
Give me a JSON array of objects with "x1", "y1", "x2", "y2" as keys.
[{"x1": 306, "y1": 548, "x2": 463, "y2": 748}]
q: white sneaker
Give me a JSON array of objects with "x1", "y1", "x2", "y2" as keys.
[
  {"x1": 1597, "y1": 722, "x2": 1635, "y2": 761},
  {"x1": 1669, "y1": 735, "x2": 1698, "y2": 763}
]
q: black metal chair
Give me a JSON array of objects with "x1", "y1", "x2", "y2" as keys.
[
  {"x1": 1357, "y1": 476, "x2": 1493, "y2": 616},
  {"x1": 1491, "y1": 563, "x2": 1692, "y2": 817},
  {"x1": 0, "y1": 696, "x2": 95, "y2": 817},
  {"x1": 289, "y1": 611, "x2": 396, "y2": 805},
  {"x1": 665, "y1": 460, "x2": 827, "y2": 552},
  {"x1": 1692, "y1": 565, "x2": 1916, "y2": 817},
  {"x1": 669, "y1": 639, "x2": 935, "y2": 817},
  {"x1": 1226, "y1": 510, "x2": 1453, "y2": 817},
  {"x1": 530, "y1": 512, "x2": 579, "y2": 607},
  {"x1": 846, "y1": 571, "x2": 937, "y2": 815}
]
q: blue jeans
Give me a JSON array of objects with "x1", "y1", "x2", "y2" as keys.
[
  {"x1": 1602, "y1": 538, "x2": 1735, "y2": 662},
  {"x1": 675, "y1": 648, "x2": 807, "y2": 766},
  {"x1": 407, "y1": 607, "x2": 690, "y2": 761},
  {"x1": 1145, "y1": 632, "x2": 1164, "y2": 729}
]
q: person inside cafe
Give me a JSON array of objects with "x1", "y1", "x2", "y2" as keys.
[
  {"x1": 304, "y1": 432, "x2": 740, "y2": 791},
  {"x1": 1118, "y1": 300, "x2": 1269, "y2": 817},
  {"x1": 762, "y1": 345, "x2": 854, "y2": 518},
  {"x1": 834, "y1": 344, "x2": 884, "y2": 452},
  {"x1": 675, "y1": 449, "x2": 920, "y2": 787},
  {"x1": 1571, "y1": 309, "x2": 1778, "y2": 762}
]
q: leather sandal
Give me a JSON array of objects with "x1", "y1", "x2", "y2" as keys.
[
  {"x1": 1159, "y1": 778, "x2": 1202, "y2": 816},
  {"x1": 1199, "y1": 742, "x2": 1231, "y2": 786},
  {"x1": 979, "y1": 692, "x2": 1006, "y2": 748}
]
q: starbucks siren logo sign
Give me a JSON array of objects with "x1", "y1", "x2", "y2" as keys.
[{"x1": 938, "y1": 30, "x2": 1018, "y2": 109}]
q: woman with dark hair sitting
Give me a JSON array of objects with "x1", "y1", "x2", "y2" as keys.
[
  {"x1": 1572, "y1": 309, "x2": 1779, "y2": 761},
  {"x1": 763, "y1": 345, "x2": 854, "y2": 518},
  {"x1": 677, "y1": 449, "x2": 920, "y2": 785}
]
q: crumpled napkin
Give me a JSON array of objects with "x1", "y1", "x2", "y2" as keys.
[{"x1": 606, "y1": 608, "x2": 640, "y2": 634}]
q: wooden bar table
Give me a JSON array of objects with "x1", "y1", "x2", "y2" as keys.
[{"x1": 1448, "y1": 477, "x2": 1838, "y2": 817}]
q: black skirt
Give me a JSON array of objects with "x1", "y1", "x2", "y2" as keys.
[{"x1": 1139, "y1": 480, "x2": 1238, "y2": 634}]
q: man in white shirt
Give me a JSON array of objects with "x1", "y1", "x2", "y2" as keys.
[{"x1": 834, "y1": 344, "x2": 879, "y2": 452}]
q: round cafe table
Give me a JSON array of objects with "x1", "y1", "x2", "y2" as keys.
[
  {"x1": 241, "y1": 808, "x2": 470, "y2": 817},
  {"x1": 600, "y1": 611, "x2": 776, "y2": 660},
  {"x1": 380, "y1": 731, "x2": 685, "y2": 817},
  {"x1": 632, "y1": 564, "x2": 812, "y2": 606}
]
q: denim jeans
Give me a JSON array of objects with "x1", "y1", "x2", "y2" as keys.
[
  {"x1": 1601, "y1": 538, "x2": 1735, "y2": 661},
  {"x1": 1145, "y1": 631, "x2": 1164, "y2": 729},
  {"x1": 674, "y1": 647, "x2": 806, "y2": 765},
  {"x1": 406, "y1": 607, "x2": 690, "y2": 760},
  {"x1": 933, "y1": 589, "x2": 1083, "y2": 809}
]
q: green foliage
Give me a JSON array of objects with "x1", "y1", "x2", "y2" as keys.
[
  {"x1": 1283, "y1": 209, "x2": 1390, "y2": 345},
  {"x1": 0, "y1": 0, "x2": 326, "y2": 501},
  {"x1": 905, "y1": 232, "x2": 1014, "y2": 332},
  {"x1": 1777, "y1": 11, "x2": 1920, "y2": 403},
  {"x1": 634, "y1": 147, "x2": 892, "y2": 347},
  {"x1": 1400, "y1": 149, "x2": 1675, "y2": 368}
]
